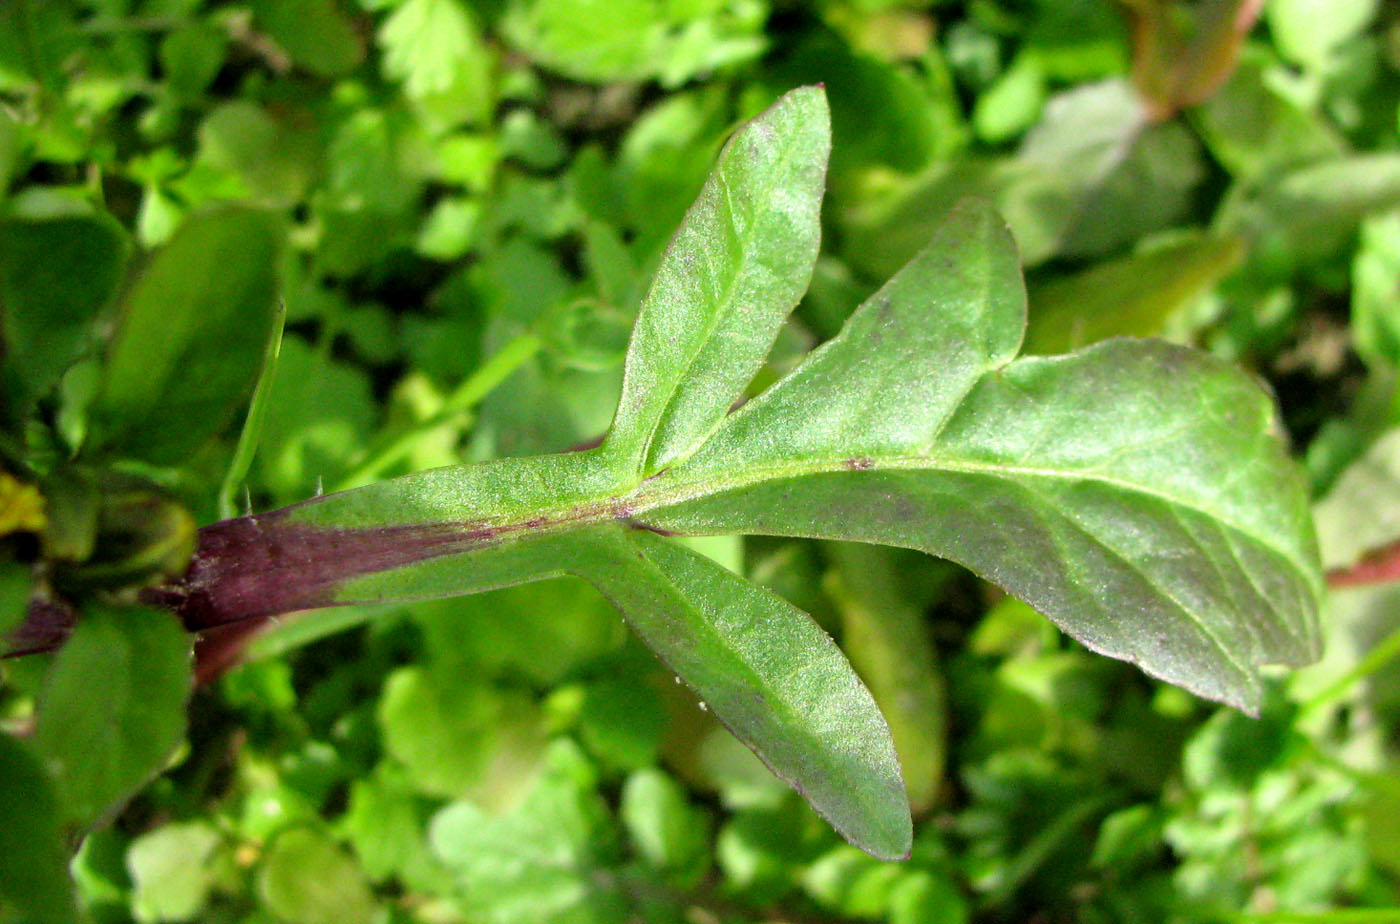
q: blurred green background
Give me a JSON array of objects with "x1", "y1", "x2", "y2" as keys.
[{"x1": 5, "y1": 0, "x2": 1400, "y2": 921}]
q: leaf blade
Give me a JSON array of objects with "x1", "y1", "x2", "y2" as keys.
[
  {"x1": 34, "y1": 604, "x2": 192, "y2": 829},
  {"x1": 88, "y1": 206, "x2": 283, "y2": 464},
  {"x1": 0, "y1": 735, "x2": 76, "y2": 924},
  {"x1": 577, "y1": 526, "x2": 911, "y2": 860},
  {"x1": 629, "y1": 200, "x2": 1320, "y2": 712},
  {"x1": 642, "y1": 337, "x2": 1319, "y2": 711},
  {"x1": 0, "y1": 207, "x2": 129, "y2": 409},
  {"x1": 667, "y1": 198, "x2": 1024, "y2": 473},
  {"x1": 604, "y1": 86, "x2": 830, "y2": 475}
]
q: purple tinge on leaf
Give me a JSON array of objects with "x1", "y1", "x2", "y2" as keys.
[
  {"x1": 3, "y1": 599, "x2": 78, "y2": 657},
  {"x1": 158, "y1": 510, "x2": 497, "y2": 632}
]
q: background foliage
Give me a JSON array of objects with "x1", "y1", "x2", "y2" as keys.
[{"x1": 3, "y1": 0, "x2": 1400, "y2": 922}]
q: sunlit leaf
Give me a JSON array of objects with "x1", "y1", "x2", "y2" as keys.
[
  {"x1": 430, "y1": 741, "x2": 628, "y2": 924},
  {"x1": 256, "y1": 827, "x2": 376, "y2": 924}
]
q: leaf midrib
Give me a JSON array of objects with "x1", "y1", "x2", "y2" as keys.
[
  {"x1": 636, "y1": 454, "x2": 1311, "y2": 575},
  {"x1": 320, "y1": 447, "x2": 1311, "y2": 607},
  {"x1": 635, "y1": 454, "x2": 1314, "y2": 670}
]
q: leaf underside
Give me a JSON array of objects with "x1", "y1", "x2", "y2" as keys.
[{"x1": 172, "y1": 87, "x2": 1322, "y2": 860}]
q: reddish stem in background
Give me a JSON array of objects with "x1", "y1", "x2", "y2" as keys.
[
  {"x1": 193, "y1": 619, "x2": 274, "y2": 685},
  {"x1": 1328, "y1": 538, "x2": 1400, "y2": 589},
  {"x1": 1125, "y1": 0, "x2": 1266, "y2": 121}
]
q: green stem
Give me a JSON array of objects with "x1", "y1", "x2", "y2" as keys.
[
  {"x1": 1298, "y1": 620, "x2": 1400, "y2": 722},
  {"x1": 217, "y1": 300, "x2": 286, "y2": 519},
  {"x1": 336, "y1": 333, "x2": 543, "y2": 490}
]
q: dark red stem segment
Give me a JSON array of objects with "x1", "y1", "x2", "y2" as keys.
[{"x1": 157, "y1": 509, "x2": 504, "y2": 633}]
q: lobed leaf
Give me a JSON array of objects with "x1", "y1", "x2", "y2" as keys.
[
  {"x1": 167, "y1": 88, "x2": 1322, "y2": 858},
  {"x1": 637, "y1": 201, "x2": 1321, "y2": 711}
]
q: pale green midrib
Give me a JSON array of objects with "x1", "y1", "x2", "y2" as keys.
[
  {"x1": 637, "y1": 454, "x2": 1313, "y2": 583},
  {"x1": 363, "y1": 450, "x2": 1312, "y2": 608},
  {"x1": 633, "y1": 454, "x2": 1310, "y2": 675}
]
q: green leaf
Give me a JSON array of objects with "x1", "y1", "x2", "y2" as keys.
[
  {"x1": 576, "y1": 676, "x2": 666, "y2": 772},
  {"x1": 840, "y1": 80, "x2": 1206, "y2": 274},
  {"x1": 1221, "y1": 154, "x2": 1400, "y2": 275},
  {"x1": 603, "y1": 85, "x2": 829, "y2": 475},
  {"x1": 415, "y1": 196, "x2": 481, "y2": 260},
  {"x1": 825, "y1": 543, "x2": 947, "y2": 814},
  {"x1": 33, "y1": 604, "x2": 192, "y2": 829},
  {"x1": 180, "y1": 459, "x2": 910, "y2": 857},
  {"x1": 1314, "y1": 427, "x2": 1400, "y2": 571},
  {"x1": 126, "y1": 822, "x2": 224, "y2": 924},
  {"x1": 0, "y1": 107, "x2": 22, "y2": 190},
  {"x1": 0, "y1": 734, "x2": 76, "y2": 924},
  {"x1": 1353, "y1": 213, "x2": 1400, "y2": 372},
  {"x1": 378, "y1": 0, "x2": 491, "y2": 103},
  {"x1": 1025, "y1": 232, "x2": 1246, "y2": 354},
  {"x1": 172, "y1": 90, "x2": 1320, "y2": 859},
  {"x1": 413, "y1": 577, "x2": 626, "y2": 688},
  {"x1": 620, "y1": 768, "x2": 710, "y2": 875},
  {"x1": 254, "y1": 334, "x2": 377, "y2": 502},
  {"x1": 158, "y1": 22, "x2": 226, "y2": 98},
  {"x1": 255, "y1": 827, "x2": 375, "y2": 924},
  {"x1": 1192, "y1": 54, "x2": 1345, "y2": 181},
  {"x1": 972, "y1": 52, "x2": 1046, "y2": 143},
  {"x1": 634, "y1": 201, "x2": 1321, "y2": 712},
  {"x1": 194, "y1": 103, "x2": 316, "y2": 207},
  {"x1": 578, "y1": 527, "x2": 910, "y2": 859},
  {"x1": 502, "y1": 0, "x2": 765, "y2": 86},
  {"x1": 0, "y1": 559, "x2": 32, "y2": 640},
  {"x1": 0, "y1": 206, "x2": 129, "y2": 409},
  {"x1": 1004, "y1": 79, "x2": 1204, "y2": 262},
  {"x1": 340, "y1": 770, "x2": 444, "y2": 888},
  {"x1": 376, "y1": 665, "x2": 549, "y2": 807},
  {"x1": 888, "y1": 870, "x2": 969, "y2": 924},
  {"x1": 1267, "y1": 0, "x2": 1378, "y2": 72},
  {"x1": 430, "y1": 741, "x2": 629, "y2": 924},
  {"x1": 87, "y1": 207, "x2": 283, "y2": 464},
  {"x1": 251, "y1": 0, "x2": 364, "y2": 77},
  {"x1": 803, "y1": 843, "x2": 906, "y2": 917}
]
